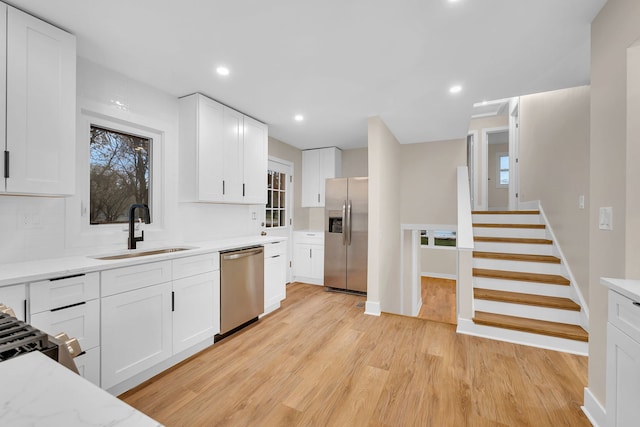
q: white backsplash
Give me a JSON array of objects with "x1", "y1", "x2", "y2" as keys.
[{"x1": 0, "y1": 58, "x2": 262, "y2": 264}]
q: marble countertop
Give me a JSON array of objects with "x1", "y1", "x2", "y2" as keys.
[
  {"x1": 0, "y1": 352, "x2": 161, "y2": 427},
  {"x1": 601, "y1": 277, "x2": 640, "y2": 301},
  {"x1": 0, "y1": 235, "x2": 286, "y2": 287}
]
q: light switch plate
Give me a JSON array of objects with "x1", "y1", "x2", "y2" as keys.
[
  {"x1": 579, "y1": 195, "x2": 585, "y2": 209},
  {"x1": 599, "y1": 207, "x2": 613, "y2": 230}
]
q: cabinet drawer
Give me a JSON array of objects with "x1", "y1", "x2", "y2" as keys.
[
  {"x1": 30, "y1": 299, "x2": 100, "y2": 351},
  {"x1": 295, "y1": 231, "x2": 324, "y2": 245},
  {"x1": 30, "y1": 272, "x2": 99, "y2": 314},
  {"x1": 75, "y1": 346, "x2": 100, "y2": 387},
  {"x1": 173, "y1": 253, "x2": 219, "y2": 280},
  {"x1": 609, "y1": 290, "x2": 640, "y2": 343},
  {"x1": 264, "y1": 241, "x2": 286, "y2": 257},
  {"x1": 101, "y1": 261, "x2": 172, "y2": 297}
]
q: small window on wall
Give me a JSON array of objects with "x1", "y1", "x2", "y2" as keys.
[
  {"x1": 497, "y1": 152, "x2": 509, "y2": 188},
  {"x1": 265, "y1": 170, "x2": 286, "y2": 228},
  {"x1": 89, "y1": 125, "x2": 151, "y2": 224},
  {"x1": 420, "y1": 230, "x2": 457, "y2": 248}
]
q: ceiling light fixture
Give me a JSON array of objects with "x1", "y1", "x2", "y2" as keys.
[
  {"x1": 216, "y1": 66, "x2": 230, "y2": 76},
  {"x1": 294, "y1": 114, "x2": 304, "y2": 122},
  {"x1": 449, "y1": 85, "x2": 462, "y2": 94}
]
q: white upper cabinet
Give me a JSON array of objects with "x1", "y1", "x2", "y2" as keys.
[
  {"x1": 179, "y1": 93, "x2": 267, "y2": 204},
  {"x1": 301, "y1": 147, "x2": 342, "y2": 207},
  {"x1": 2, "y1": 5, "x2": 76, "y2": 195},
  {"x1": 242, "y1": 116, "x2": 268, "y2": 204}
]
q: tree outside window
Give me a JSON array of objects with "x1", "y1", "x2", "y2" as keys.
[{"x1": 90, "y1": 125, "x2": 151, "y2": 224}]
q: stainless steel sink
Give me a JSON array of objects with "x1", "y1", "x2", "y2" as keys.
[{"x1": 92, "y1": 247, "x2": 193, "y2": 260}]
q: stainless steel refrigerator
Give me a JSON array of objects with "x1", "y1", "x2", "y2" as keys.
[{"x1": 324, "y1": 177, "x2": 368, "y2": 294}]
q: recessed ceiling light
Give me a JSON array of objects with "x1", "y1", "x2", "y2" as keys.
[
  {"x1": 449, "y1": 85, "x2": 462, "y2": 94},
  {"x1": 216, "y1": 66, "x2": 230, "y2": 76},
  {"x1": 294, "y1": 114, "x2": 304, "y2": 122}
]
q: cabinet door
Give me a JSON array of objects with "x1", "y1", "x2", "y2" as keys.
[
  {"x1": 293, "y1": 243, "x2": 313, "y2": 278},
  {"x1": 101, "y1": 282, "x2": 172, "y2": 390},
  {"x1": 243, "y1": 116, "x2": 268, "y2": 204},
  {"x1": 197, "y1": 96, "x2": 225, "y2": 201},
  {"x1": 264, "y1": 254, "x2": 286, "y2": 314},
  {"x1": 0, "y1": 283, "x2": 26, "y2": 321},
  {"x1": 318, "y1": 148, "x2": 339, "y2": 207},
  {"x1": 311, "y1": 245, "x2": 325, "y2": 281},
  {"x1": 6, "y1": 6, "x2": 76, "y2": 195},
  {"x1": 75, "y1": 346, "x2": 100, "y2": 387},
  {"x1": 607, "y1": 323, "x2": 640, "y2": 427},
  {"x1": 0, "y1": 5, "x2": 6, "y2": 184},
  {"x1": 173, "y1": 271, "x2": 219, "y2": 354},
  {"x1": 301, "y1": 150, "x2": 320, "y2": 207},
  {"x1": 222, "y1": 107, "x2": 244, "y2": 202}
]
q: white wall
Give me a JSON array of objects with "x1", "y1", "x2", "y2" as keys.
[
  {"x1": 588, "y1": 0, "x2": 640, "y2": 409},
  {"x1": 367, "y1": 117, "x2": 401, "y2": 315},
  {"x1": 421, "y1": 248, "x2": 456, "y2": 278},
  {"x1": 0, "y1": 58, "x2": 262, "y2": 263},
  {"x1": 518, "y1": 86, "x2": 590, "y2": 304}
]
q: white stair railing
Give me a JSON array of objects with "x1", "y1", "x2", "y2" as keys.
[{"x1": 456, "y1": 166, "x2": 474, "y2": 322}]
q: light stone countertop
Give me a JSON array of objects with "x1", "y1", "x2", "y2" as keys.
[
  {"x1": 0, "y1": 235, "x2": 286, "y2": 287},
  {"x1": 601, "y1": 277, "x2": 640, "y2": 302},
  {"x1": 0, "y1": 352, "x2": 161, "y2": 427}
]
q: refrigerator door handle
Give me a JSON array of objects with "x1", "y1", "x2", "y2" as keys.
[
  {"x1": 347, "y1": 200, "x2": 352, "y2": 245},
  {"x1": 342, "y1": 201, "x2": 347, "y2": 245}
]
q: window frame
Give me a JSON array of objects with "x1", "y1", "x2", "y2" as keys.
[
  {"x1": 496, "y1": 151, "x2": 509, "y2": 188},
  {"x1": 69, "y1": 110, "x2": 165, "y2": 244}
]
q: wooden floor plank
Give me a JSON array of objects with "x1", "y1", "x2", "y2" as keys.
[
  {"x1": 418, "y1": 276, "x2": 456, "y2": 324},
  {"x1": 474, "y1": 288, "x2": 581, "y2": 311},
  {"x1": 121, "y1": 283, "x2": 590, "y2": 427}
]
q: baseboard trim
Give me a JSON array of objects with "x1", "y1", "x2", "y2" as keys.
[
  {"x1": 456, "y1": 318, "x2": 588, "y2": 356},
  {"x1": 292, "y1": 276, "x2": 324, "y2": 286},
  {"x1": 421, "y1": 272, "x2": 457, "y2": 280},
  {"x1": 582, "y1": 387, "x2": 606, "y2": 427},
  {"x1": 365, "y1": 301, "x2": 381, "y2": 316}
]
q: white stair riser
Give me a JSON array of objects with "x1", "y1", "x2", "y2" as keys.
[
  {"x1": 473, "y1": 277, "x2": 571, "y2": 298},
  {"x1": 472, "y1": 214, "x2": 541, "y2": 224},
  {"x1": 474, "y1": 300, "x2": 582, "y2": 325},
  {"x1": 457, "y1": 319, "x2": 588, "y2": 356},
  {"x1": 473, "y1": 241, "x2": 553, "y2": 256},
  {"x1": 473, "y1": 227, "x2": 547, "y2": 239},
  {"x1": 473, "y1": 258, "x2": 565, "y2": 275}
]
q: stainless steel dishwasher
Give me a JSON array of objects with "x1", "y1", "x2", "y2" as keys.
[{"x1": 217, "y1": 246, "x2": 264, "y2": 341}]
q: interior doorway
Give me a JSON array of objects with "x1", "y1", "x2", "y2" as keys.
[{"x1": 487, "y1": 129, "x2": 509, "y2": 210}]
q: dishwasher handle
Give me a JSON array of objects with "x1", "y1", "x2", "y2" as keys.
[{"x1": 222, "y1": 249, "x2": 263, "y2": 260}]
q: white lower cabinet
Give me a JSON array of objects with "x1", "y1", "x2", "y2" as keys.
[
  {"x1": 101, "y1": 282, "x2": 173, "y2": 390},
  {"x1": 293, "y1": 232, "x2": 324, "y2": 285},
  {"x1": 0, "y1": 283, "x2": 26, "y2": 321},
  {"x1": 264, "y1": 241, "x2": 286, "y2": 315},
  {"x1": 607, "y1": 289, "x2": 640, "y2": 427},
  {"x1": 30, "y1": 298, "x2": 100, "y2": 351},
  {"x1": 173, "y1": 271, "x2": 219, "y2": 354}
]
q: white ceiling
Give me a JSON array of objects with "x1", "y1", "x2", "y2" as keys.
[{"x1": 7, "y1": 0, "x2": 606, "y2": 150}]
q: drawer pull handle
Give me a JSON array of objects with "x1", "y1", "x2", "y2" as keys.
[
  {"x1": 633, "y1": 302, "x2": 640, "y2": 308},
  {"x1": 51, "y1": 301, "x2": 86, "y2": 312},
  {"x1": 50, "y1": 273, "x2": 85, "y2": 282}
]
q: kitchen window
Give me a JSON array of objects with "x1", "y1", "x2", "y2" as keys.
[
  {"x1": 420, "y1": 229, "x2": 457, "y2": 249},
  {"x1": 265, "y1": 170, "x2": 287, "y2": 228},
  {"x1": 89, "y1": 125, "x2": 152, "y2": 224}
]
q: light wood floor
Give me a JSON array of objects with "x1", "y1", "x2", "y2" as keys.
[
  {"x1": 121, "y1": 283, "x2": 589, "y2": 427},
  {"x1": 417, "y1": 276, "x2": 457, "y2": 325}
]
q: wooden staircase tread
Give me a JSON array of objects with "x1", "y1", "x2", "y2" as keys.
[
  {"x1": 472, "y1": 210, "x2": 540, "y2": 215},
  {"x1": 473, "y1": 268, "x2": 570, "y2": 286},
  {"x1": 473, "y1": 311, "x2": 588, "y2": 342},
  {"x1": 473, "y1": 251, "x2": 561, "y2": 264},
  {"x1": 474, "y1": 288, "x2": 581, "y2": 311},
  {"x1": 473, "y1": 223, "x2": 546, "y2": 229},
  {"x1": 474, "y1": 237, "x2": 553, "y2": 245}
]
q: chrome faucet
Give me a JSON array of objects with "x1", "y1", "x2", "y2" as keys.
[{"x1": 128, "y1": 204, "x2": 150, "y2": 250}]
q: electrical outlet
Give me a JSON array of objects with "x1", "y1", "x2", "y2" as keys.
[
  {"x1": 579, "y1": 195, "x2": 585, "y2": 210},
  {"x1": 18, "y1": 212, "x2": 43, "y2": 229}
]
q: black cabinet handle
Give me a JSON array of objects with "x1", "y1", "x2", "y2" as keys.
[
  {"x1": 172, "y1": 291, "x2": 175, "y2": 312},
  {"x1": 51, "y1": 301, "x2": 86, "y2": 312},
  {"x1": 633, "y1": 301, "x2": 640, "y2": 308},
  {"x1": 50, "y1": 273, "x2": 85, "y2": 282}
]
